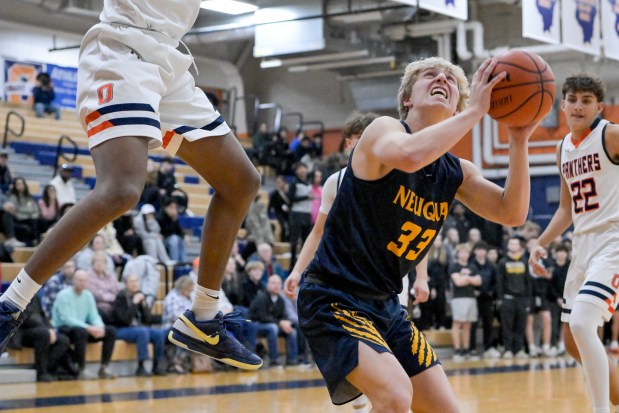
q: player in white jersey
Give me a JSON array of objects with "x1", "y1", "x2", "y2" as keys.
[
  {"x1": 530, "y1": 74, "x2": 619, "y2": 413},
  {"x1": 0, "y1": 0, "x2": 263, "y2": 370}
]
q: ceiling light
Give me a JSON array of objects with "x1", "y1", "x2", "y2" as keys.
[
  {"x1": 200, "y1": 0, "x2": 258, "y2": 15},
  {"x1": 260, "y1": 59, "x2": 283, "y2": 68}
]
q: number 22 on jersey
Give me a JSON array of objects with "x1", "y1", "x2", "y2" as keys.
[{"x1": 387, "y1": 221, "x2": 436, "y2": 261}]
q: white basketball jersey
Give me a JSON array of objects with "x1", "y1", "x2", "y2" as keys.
[
  {"x1": 100, "y1": 0, "x2": 201, "y2": 40},
  {"x1": 560, "y1": 118, "x2": 619, "y2": 235}
]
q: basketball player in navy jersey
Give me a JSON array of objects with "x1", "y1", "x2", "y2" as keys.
[
  {"x1": 0, "y1": 0, "x2": 262, "y2": 370},
  {"x1": 296, "y1": 56, "x2": 540, "y2": 412},
  {"x1": 530, "y1": 74, "x2": 619, "y2": 413}
]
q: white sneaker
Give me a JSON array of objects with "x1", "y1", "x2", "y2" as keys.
[
  {"x1": 542, "y1": 346, "x2": 557, "y2": 357},
  {"x1": 502, "y1": 351, "x2": 514, "y2": 359},
  {"x1": 4, "y1": 238, "x2": 25, "y2": 248},
  {"x1": 483, "y1": 347, "x2": 501, "y2": 359},
  {"x1": 515, "y1": 350, "x2": 529, "y2": 359},
  {"x1": 529, "y1": 345, "x2": 540, "y2": 358},
  {"x1": 557, "y1": 342, "x2": 566, "y2": 355},
  {"x1": 452, "y1": 353, "x2": 465, "y2": 362}
]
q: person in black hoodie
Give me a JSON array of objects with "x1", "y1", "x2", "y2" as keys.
[
  {"x1": 9, "y1": 295, "x2": 72, "y2": 381},
  {"x1": 157, "y1": 198, "x2": 187, "y2": 262},
  {"x1": 111, "y1": 273, "x2": 166, "y2": 376},
  {"x1": 497, "y1": 236, "x2": 531, "y2": 359},
  {"x1": 248, "y1": 275, "x2": 298, "y2": 367}
]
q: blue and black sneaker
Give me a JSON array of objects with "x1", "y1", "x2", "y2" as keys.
[
  {"x1": 0, "y1": 300, "x2": 26, "y2": 354},
  {"x1": 168, "y1": 310, "x2": 263, "y2": 370}
]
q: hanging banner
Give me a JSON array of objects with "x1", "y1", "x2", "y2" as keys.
[
  {"x1": 46, "y1": 63, "x2": 78, "y2": 109},
  {"x1": 3, "y1": 59, "x2": 43, "y2": 105},
  {"x1": 418, "y1": 0, "x2": 468, "y2": 21},
  {"x1": 561, "y1": 0, "x2": 601, "y2": 55},
  {"x1": 601, "y1": 0, "x2": 619, "y2": 60},
  {"x1": 523, "y1": 0, "x2": 561, "y2": 43}
]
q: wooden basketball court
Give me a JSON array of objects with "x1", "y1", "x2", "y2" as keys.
[{"x1": 0, "y1": 356, "x2": 596, "y2": 412}]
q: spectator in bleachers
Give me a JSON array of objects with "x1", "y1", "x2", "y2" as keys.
[
  {"x1": 311, "y1": 133, "x2": 323, "y2": 158},
  {"x1": 37, "y1": 184, "x2": 59, "y2": 234},
  {"x1": 157, "y1": 198, "x2": 187, "y2": 262},
  {"x1": 241, "y1": 261, "x2": 265, "y2": 308},
  {"x1": 526, "y1": 237, "x2": 554, "y2": 357},
  {"x1": 134, "y1": 203, "x2": 172, "y2": 264},
  {"x1": 444, "y1": 202, "x2": 474, "y2": 245},
  {"x1": 98, "y1": 222, "x2": 131, "y2": 270},
  {"x1": 9, "y1": 295, "x2": 72, "y2": 381},
  {"x1": 231, "y1": 239, "x2": 246, "y2": 272},
  {"x1": 49, "y1": 163, "x2": 76, "y2": 208},
  {"x1": 497, "y1": 236, "x2": 531, "y2": 359},
  {"x1": 87, "y1": 251, "x2": 121, "y2": 323},
  {"x1": 487, "y1": 245, "x2": 501, "y2": 265},
  {"x1": 549, "y1": 243, "x2": 570, "y2": 355},
  {"x1": 75, "y1": 234, "x2": 115, "y2": 274},
  {"x1": 252, "y1": 122, "x2": 271, "y2": 165},
  {"x1": 265, "y1": 129, "x2": 290, "y2": 175},
  {"x1": 288, "y1": 162, "x2": 313, "y2": 268},
  {"x1": 449, "y1": 243, "x2": 481, "y2": 361},
  {"x1": 157, "y1": 157, "x2": 176, "y2": 197},
  {"x1": 0, "y1": 151, "x2": 13, "y2": 192},
  {"x1": 0, "y1": 191, "x2": 25, "y2": 248},
  {"x1": 39, "y1": 259, "x2": 76, "y2": 319},
  {"x1": 114, "y1": 210, "x2": 144, "y2": 257},
  {"x1": 268, "y1": 176, "x2": 290, "y2": 242},
  {"x1": 32, "y1": 72, "x2": 60, "y2": 120},
  {"x1": 122, "y1": 254, "x2": 160, "y2": 307},
  {"x1": 289, "y1": 130, "x2": 305, "y2": 154},
  {"x1": 140, "y1": 159, "x2": 161, "y2": 208},
  {"x1": 469, "y1": 241, "x2": 500, "y2": 358},
  {"x1": 443, "y1": 227, "x2": 460, "y2": 265},
  {"x1": 249, "y1": 243, "x2": 286, "y2": 284},
  {"x1": 248, "y1": 275, "x2": 298, "y2": 367},
  {"x1": 8, "y1": 177, "x2": 40, "y2": 246},
  {"x1": 244, "y1": 196, "x2": 275, "y2": 257},
  {"x1": 162, "y1": 275, "x2": 194, "y2": 374},
  {"x1": 466, "y1": 228, "x2": 482, "y2": 252},
  {"x1": 310, "y1": 170, "x2": 323, "y2": 225},
  {"x1": 222, "y1": 257, "x2": 245, "y2": 309},
  {"x1": 52, "y1": 270, "x2": 116, "y2": 380},
  {"x1": 517, "y1": 220, "x2": 541, "y2": 242},
  {"x1": 110, "y1": 273, "x2": 166, "y2": 376}
]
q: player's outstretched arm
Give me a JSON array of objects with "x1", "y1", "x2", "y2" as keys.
[
  {"x1": 456, "y1": 121, "x2": 540, "y2": 227},
  {"x1": 606, "y1": 124, "x2": 619, "y2": 163},
  {"x1": 356, "y1": 59, "x2": 506, "y2": 176}
]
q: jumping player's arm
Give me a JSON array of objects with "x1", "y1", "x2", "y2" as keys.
[
  {"x1": 529, "y1": 143, "x2": 574, "y2": 276},
  {"x1": 352, "y1": 59, "x2": 505, "y2": 180},
  {"x1": 284, "y1": 171, "x2": 339, "y2": 298},
  {"x1": 455, "y1": 121, "x2": 541, "y2": 227}
]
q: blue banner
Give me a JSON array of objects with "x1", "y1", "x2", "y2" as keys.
[
  {"x1": 3, "y1": 59, "x2": 43, "y2": 105},
  {"x1": 46, "y1": 63, "x2": 77, "y2": 109}
]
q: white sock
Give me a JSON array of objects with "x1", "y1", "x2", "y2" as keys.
[
  {"x1": 352, "y1": 395, "x2": 368, "y2": 413},
  {"x1": 569, "y1": 301, "x2": 610, "y2": 413},
  {"x1": 0, "y1": 269, "x2": 41, "y2": 311},
  {"x1": 191, "y1": 285, "x2": 220, "y2": 321}
]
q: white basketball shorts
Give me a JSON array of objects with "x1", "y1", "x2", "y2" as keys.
[
  {"x1": 77, "y1": 23, "x2": 230, "y2": 155},
  {"x1": 561, "y1": 222, "x2": 619, "y2": 325}
]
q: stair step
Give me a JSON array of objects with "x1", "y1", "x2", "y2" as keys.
[{"x1": 0, "y1": 368, "x2": 37, "y2": 384}]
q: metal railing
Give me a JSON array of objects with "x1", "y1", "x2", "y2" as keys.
[
  {"x1": 54, "y1": 135, "x2": 78, "y2": 176},
  {"x1": 3, "y1": 111, "x2": 25, "y2": 148}
]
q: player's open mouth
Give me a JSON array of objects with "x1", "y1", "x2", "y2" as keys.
[{"x1": 430, "y1": 87, "x2": 448, "y2": 99}]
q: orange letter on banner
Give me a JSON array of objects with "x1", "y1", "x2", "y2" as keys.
[{"x1": 97, "y1": 83, "x2": 114, "y2": 105}]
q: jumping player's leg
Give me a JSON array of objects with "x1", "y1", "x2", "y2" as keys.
[
  {"x1": 175, "y1": 133, "x2": 260, "y2": 290},
  {"x1": 0, "y1": 137, "x2": 148, "y2": 352},
  {"x1": 346, "y1": 342, "x2": 412, "y2": 413},
  {"x1": 410, "y1": 364, "x2": 459, "y2": 413},
  {"x1": 564, "y1": 322, "x2": 619, "y2": 406},
  {"x1": 168, "y1": 132, "x2": 262, "y2": 370}
]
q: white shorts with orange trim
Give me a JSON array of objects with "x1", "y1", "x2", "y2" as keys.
[
  {"x1": 561, "y1": 223, "x2": 619, "y2": 325},
  {"x1": 77, "y1": 23, "x2": 230, "y2": 155}
]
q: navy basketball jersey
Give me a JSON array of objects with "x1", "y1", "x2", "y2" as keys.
[{"x1": 307, "y1": 121, "x2": 464, "y2": 296}]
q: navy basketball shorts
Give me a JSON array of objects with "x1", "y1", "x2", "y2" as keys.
[{"x1": 298, "y1": 281, "x2": 440, "y2": 405}]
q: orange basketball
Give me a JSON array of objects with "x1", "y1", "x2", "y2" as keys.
[{"x1": 488, "y1": 50, "x2": 556, "y2": 127}]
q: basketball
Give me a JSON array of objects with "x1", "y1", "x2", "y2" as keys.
[{"x1": 488, "y1": 50, "x2": 556, "y2": 127}]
